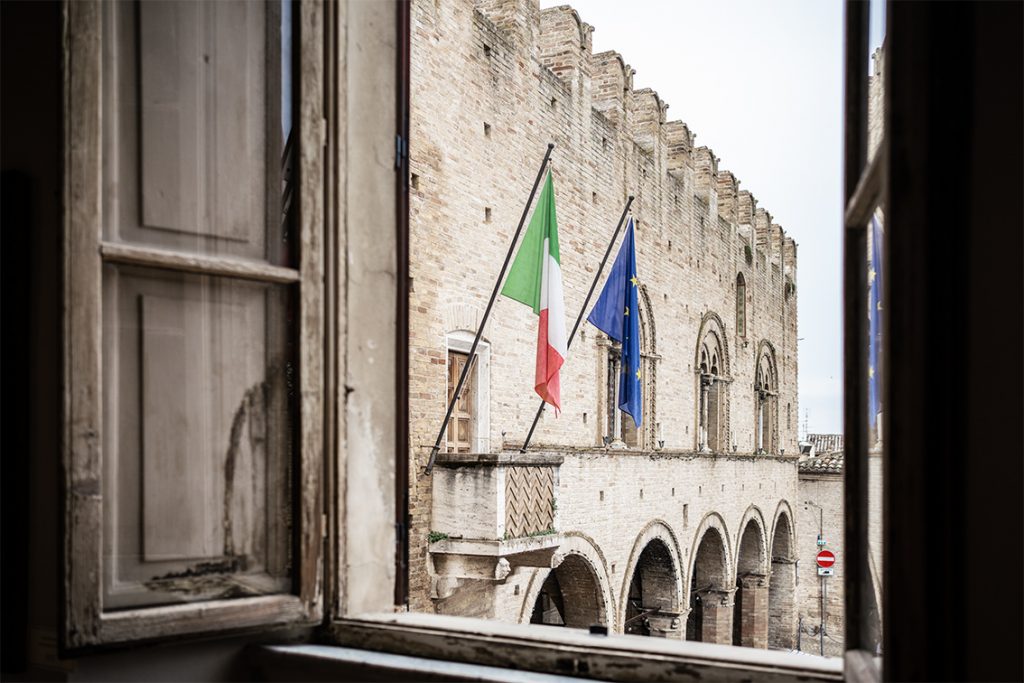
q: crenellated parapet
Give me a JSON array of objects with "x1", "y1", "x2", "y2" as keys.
[
  {"x1": 538, "y1": 6, "x2": 593, "y2": 83},
  {"x1": 591, "y1": 50, "x2": 633, "y2": 125},
  {"x1": 476, "y1": 0, "x2": 541, "y2": 52},
  {"x1": 694, "y1": 146, "x2": 719, "y2": 199},
  {"x1": 631, "y1": 88, "x2": 668, "y2": 155},
  {"x1": 754, "y1": 207, "x2": 773, "y2": 250},
  {"x1": 664, "y1": 120, "x2": 694, "y2": 177},
  {"x1": 472, "y1": 0, "x2": 796, "y2": 289},
  {"x1": 716, "y1": 171, "x2": 739, "y2": 223}
]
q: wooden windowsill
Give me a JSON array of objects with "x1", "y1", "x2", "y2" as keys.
[{"x1": 310, "y1": 612, "x2": 844, "y2": 682}]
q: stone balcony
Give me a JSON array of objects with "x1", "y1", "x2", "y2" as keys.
[{"x1": 429, "y1": 452, "x2": 564, "y2": 606}]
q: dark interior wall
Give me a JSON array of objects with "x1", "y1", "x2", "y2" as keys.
[
  {"x1": 2, "y1": 0, "x2": 63, "y2": 676},
  {"x1": 885, "y1": 2, "x2": 1024, "y2": 681}
]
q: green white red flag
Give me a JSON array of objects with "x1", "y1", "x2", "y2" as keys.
[{"x1": 501, "y1": 171, "x2": 567, "y2": 412}]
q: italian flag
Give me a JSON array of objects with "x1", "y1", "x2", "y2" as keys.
[{"x1": 501, "y1": 172, "x2": 567, "y2": 412}]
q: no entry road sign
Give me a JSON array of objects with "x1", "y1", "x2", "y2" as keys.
[{"x1": 816, "y1": 550, "x2": 836, "y2": 568}]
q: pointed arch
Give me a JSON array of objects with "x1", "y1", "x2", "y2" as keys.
[
  {"x1": 686, "y1": 512, "x2": 735, "y2": 644},
  {"x1": 768, "y1": 501, "x2": 797, "y2": 649},
  {"x1": 520, "y1": 532, "x2": 614, "y2": 632},
  {"x1": 754, "y1": 340, "x2": 779, "y2": 454},
  {"x1": 618, "y1": 520, "x2": 685, "y2": 637},
  {"x1": 733, "y1": 506, "x2": 770, "y2": 648},
  {"x1": 694, "y1": 312, "x2": 731, "y2": 453}
]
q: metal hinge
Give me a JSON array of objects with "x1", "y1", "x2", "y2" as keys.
[{"x1": 395, "y1": 134, "x2": 408, "y2": 169}]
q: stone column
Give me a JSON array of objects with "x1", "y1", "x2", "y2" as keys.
[
  {"x1": 699, "y1": 375, "x2": 711, "y2": 452},
  {"x1": 610, "y1": 355, "x2": 625, "y2": 448},
  {"x1": 699, "y1": 589, "x2": 735, "y2": 645},
  {"x1": 738, "y1": 574, "x2": 769, "y2": 648},
  {"x1": 769, "y1": 558, "x2": 798, "y2": 649}
]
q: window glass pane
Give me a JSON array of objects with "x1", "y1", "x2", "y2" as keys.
[
  {"x1": 407, "y1": 0, "x2": 827, "y2": 658},
  {"x1": 101, "y1": 264, "x2": 294, "y2": 609},
  {"x1": 101, "y1": 1, "x2": 294, "y2": 267},
  {"x1": 864, "y1": 208, "x2": 885, "y2": 654}
]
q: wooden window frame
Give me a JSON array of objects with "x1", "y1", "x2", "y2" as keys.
[{"x1": 61, "y1": 0, "x2": 324, "y2": 649}]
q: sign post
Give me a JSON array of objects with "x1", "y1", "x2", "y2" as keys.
[{"x1": 814, "y1": 550, "x2": 836, "y2": 655}]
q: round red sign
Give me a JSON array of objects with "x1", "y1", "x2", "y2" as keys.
[{"x1": 816, "y1": 550, "x2": 836, "y2": 568}]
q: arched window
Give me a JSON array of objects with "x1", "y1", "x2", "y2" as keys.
[
  {"x1": 695, "y1": 315, "x2": 729, "y2": 453},
  {"x1": 603, "y1": 289, "x2": 656, "y2": 449},
  {"x1": 736, "y1": 273, "x2": 746, "y2": 338},
  {"x1": 754, "y1": 344, "x2": 779, "y2": 454}
]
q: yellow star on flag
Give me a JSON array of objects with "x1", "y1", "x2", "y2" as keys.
[
  {"x1": 869, "y1": 366, "x2": 875, "y2": 379},
  {"x1": 624, "y1": 306, "x2": 629, "y2": 316},
  {"x1": 630, "y1": 275, "x2": 638, "y2": 287},
  {"x1": 635, "y1": 368, "x2": 642, "y2": 380}
]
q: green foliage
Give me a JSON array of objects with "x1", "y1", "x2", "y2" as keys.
[
  {"x1": 502, "y1": 527, "x2": 557, "y2": 541},
  {"x1": 744, "y1": 244, "x2": 753, "y2": 265},
  {"x1": 427, "y1": 530, "x2": 449, "y2": 544}
]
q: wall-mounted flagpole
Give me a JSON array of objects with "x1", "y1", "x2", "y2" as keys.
[
  {"x1": 518, "y1": 195, "x2": 634, "y2": 453},
  {"x1": 424, "y1": 143, "x2": 555, "y2": 475}
]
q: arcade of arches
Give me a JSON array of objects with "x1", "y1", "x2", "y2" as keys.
[{"x1": 525, "y1": 509, "x2": 799, "y2": 650}]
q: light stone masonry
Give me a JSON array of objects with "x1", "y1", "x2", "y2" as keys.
[{"x1": 408, "y1": 0, "x2": 802, "y2": 646}]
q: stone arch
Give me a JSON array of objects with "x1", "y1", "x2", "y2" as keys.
[
  {"x1": 754, "y1": 340, "x2": 780, "y2": 454},
  {"x1": 768, "y1": 501, "x2": 797, "y2": 649},
  {"x1": 733, "y1": 506, "x2": 769, "y2": 580},
  {"x1": 618, "y1": 520, "x2": 685, "y2": 639},
  {"x1": 732, "y1": 506, "x2": 770, "y2": 648},
  {"x1": 520, "y1": 533, "x2": 614, "y2": 632},
  {"x1": 694, "y1": 312, "x2": 731, "y2": 453},
  {"x1": 686, "y1": 512, "x2": 734, "y2": 644}
]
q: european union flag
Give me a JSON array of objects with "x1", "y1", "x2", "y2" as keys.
[
  {"x1": 587, "y1": 218, "x2": 642, "y2": 427},
  {"x1": 868, "y1": 211, "x2": 884, "y2": 434}
]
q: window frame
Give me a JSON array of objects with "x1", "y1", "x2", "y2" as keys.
[
  {"x1": 56, "y1": 1, "x2": 951, "y2": 679},
  {"x1": 61, "y1": 0, "x2": 324, "y2": 649},
  {"x1": 840, "y1": 0, "x2": 885, "y2": 678},
  {"x1": 445, "y1": 333, "x2": 490, "y2": 454}
]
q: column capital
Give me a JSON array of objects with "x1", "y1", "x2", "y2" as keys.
[
  {"x1": 739, "y1": 573, "x2": 769, "y2": 589},
  {"x1": 697, "y1": 587, "x2": 737, "y2": 607}
]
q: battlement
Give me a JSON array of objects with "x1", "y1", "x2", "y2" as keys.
[{"x1": 473, "y1": 0, "x2": 796, "y2": 270}]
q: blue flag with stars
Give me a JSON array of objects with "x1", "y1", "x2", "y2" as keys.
[
  {"x1": 587, "y1": 218, "x2": 642, "y2": 427},
  {"x1": 868, "y1": 211, "x2": 884, "y2": 434}
]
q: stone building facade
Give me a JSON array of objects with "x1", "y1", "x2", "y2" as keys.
[
  {"x1": 797, "y1": 450, "x2": 845, "y2": 657},
  {"x1": 407, "y1": 0, "x2": 801, "y2": 648}
]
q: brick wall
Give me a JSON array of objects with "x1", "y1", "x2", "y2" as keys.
[{"x1": 409, "y1": 0, "x2": 800, "y2": 614}]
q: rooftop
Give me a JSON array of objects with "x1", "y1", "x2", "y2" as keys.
[{"x1": 798, "y1": 450, "x2": 844, "y2": 475}]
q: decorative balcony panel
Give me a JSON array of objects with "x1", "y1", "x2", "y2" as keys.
[{"x1": 504, "y1": 465, "x2": 555, "y2": 538}]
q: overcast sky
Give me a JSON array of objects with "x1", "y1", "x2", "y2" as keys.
[{"x1": 541, "y1": 0, "x2": 847, "y2": 434}]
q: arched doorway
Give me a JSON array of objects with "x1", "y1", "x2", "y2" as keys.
[
  {"x1": 529, "y1": 554, "x2": 607, "y2": 629},
  {"x1": 623, "y1": 539, "x2": 681, "y2": 638},
  {"x1": 687, "y1": 525, "x2": 732, "y2": 644},
  {"x1": 733, "y1": 518, "x2": 768, "y2": 648},
  {"x1": 768, "y1": 508, "x2": 797, "y2": 648}
]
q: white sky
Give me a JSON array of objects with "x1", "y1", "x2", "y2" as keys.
[{"x1": 541, "y1": 0, "x2": 847, "y2": 434}]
